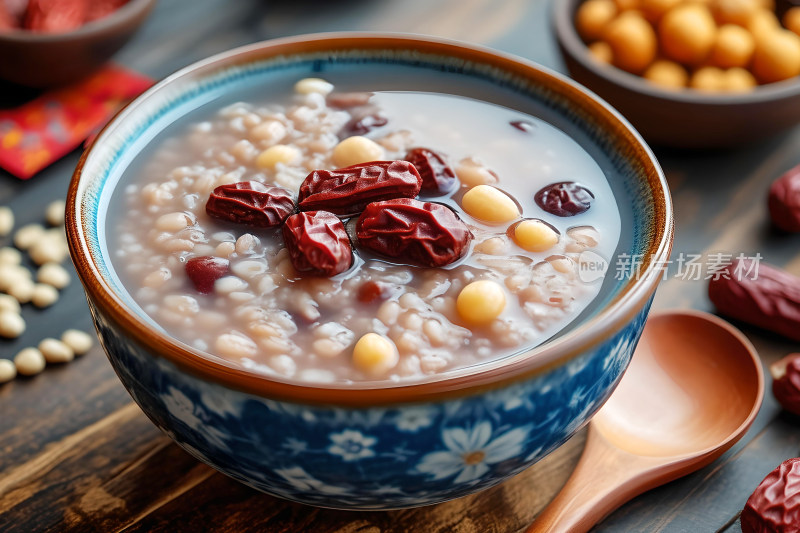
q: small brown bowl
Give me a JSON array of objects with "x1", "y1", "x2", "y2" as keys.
[
  {"x1": 0, "y1": 0, "x2": 156, "y2": 88},
  {"x1": 553, "y1": 0, "x2": 800, "y2": 149}
]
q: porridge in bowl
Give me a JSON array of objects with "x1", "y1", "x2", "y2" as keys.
[{"x1": 108, "y1": 77, "x2": 621, "y2": 384}]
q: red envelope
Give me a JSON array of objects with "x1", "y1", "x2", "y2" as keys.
[{"x1": 0, "y1": 64, "x2": 153, "y2": 179}]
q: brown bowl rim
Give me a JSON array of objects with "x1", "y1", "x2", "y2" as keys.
[
  {"x1": 0, "y1": 0, "x2": 156, "y2": 42},
  {"x1": 67, "y1": 32, "x2": 673, "y2": 406},
  {"x1": 553, "y1": 0, "x2": 800, "y2": 105}
]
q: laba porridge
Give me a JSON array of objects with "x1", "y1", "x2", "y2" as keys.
[{"x1": 109, "y1": 77, "x2": 621, "y2": 383}]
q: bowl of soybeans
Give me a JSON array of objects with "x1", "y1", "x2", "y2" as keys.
[{"x1": 553, "y1": 0, "x2": 800, "y2": 148}]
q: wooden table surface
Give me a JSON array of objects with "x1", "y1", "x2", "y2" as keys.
[{"x1": 2, "y1": 0, "x2": 800, "y2": 531}]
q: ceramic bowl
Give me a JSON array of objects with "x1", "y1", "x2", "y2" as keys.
[
  {"x1": 66, "y1": 33, "x2": 673, "y2": 509},
  {"x1": 0, "y1": 0, "x2": 155, "y2": 87},
  {"x1": 553, "y1": 0, "x2": 800, "y2": 149}
]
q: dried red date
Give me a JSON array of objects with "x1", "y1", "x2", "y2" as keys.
[
  {"x1": 357, "y1": 280, "x2": 397, "y2": 303},
  {"x1": 185, "y1": 256, "x2": 229, "y2": 294},
  {"x1": 769, "y1": 164, "x2": 800, "y2": 233},
  {"x1": 298, "y1": 161, "x2": 422, "y2": 216},
  {"x1": 708, "y1": 259, "x2": 800, "y2": 342},
  {"x1": 356, "y1": 198, "x2": 473, "y2": 267},
  {"x1": 535, "y1": 182, "x2": 594, "y2": 217},
  {"x1": 510, "y1": 120, "x2": 536, "y2": 133},
  {"x1": 206, "y1": 181, "x2": 295, "y2": 228},
  {"x1": 282, "y1": 211, "x2": 352, "y2": 277},
  {"x1": 741, "y1": 458, "x2": 800, "y2": 533},
  {"x1": 771, "y1": 354, "x2": 800, "y2": 416},
  {"x1": 343, "y1": 113, "x2": 388, "y2": 137},
  {"x1": 405, "y1": 147, "x2": 457, "y2": 195}
]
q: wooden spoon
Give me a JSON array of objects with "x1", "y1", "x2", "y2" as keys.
[{"x1": 528, "y1": 309, "x2": 764, "y2": 533}]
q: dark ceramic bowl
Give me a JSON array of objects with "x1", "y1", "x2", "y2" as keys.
[
  {"x1": 0, "y1": 0, "x2": 155, "y2": 88},
  {"x1": 553, "y1": 0, "x2": 800, "y2": 149},
  {"x1": 67, "y1": 33, "x2": 673, "y2": 509}
]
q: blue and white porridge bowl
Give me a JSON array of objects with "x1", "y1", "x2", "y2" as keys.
[{"x1": 66, "y1": 33, "x2": 673, "y2": 509}]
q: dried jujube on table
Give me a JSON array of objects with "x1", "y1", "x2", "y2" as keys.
[
  {"x1": 205, "y1": 181, "x2": 295, "y2": 228},
  {"x1": 708, "y1": 259, "x2": 800, "y2": 342},
  {"x1": 769, "y1": 164, "x2": 800, "y2": 233},
  {"x1": 185, "y1": 256, "x2": 230, "y2": 294},
  {"x1": 356, "y1": 198, "x2": 473, "y2": 267},
  {"x1": 741, "y1": 458, "x2": 800, "y2": 533},
  {"x1": 535, "y1": 181, "x2": 595, "y2": 217},
  {"x1": 298, "y1": 160, "x2": 422, "y2": 216},
  {"x1": 771, "y1": 354, "x2": 800, "y2": 416},
  {"x1": 404, "y1": 147, "x2": 457, "y2": 195},
  {"x1": 282, "y1": 211, "x2": 353, "y2": 277}
]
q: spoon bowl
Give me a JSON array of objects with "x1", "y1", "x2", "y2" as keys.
[{"x1": 529, "y1": 309, "x2": 764, "y2": 533}]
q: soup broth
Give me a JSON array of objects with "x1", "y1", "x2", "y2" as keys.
[{"x1": 107, "y1": 75, "x2": 621, "y2": 384}]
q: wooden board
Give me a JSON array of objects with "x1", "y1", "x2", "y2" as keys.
[{"x1": 2, "y1": 0, "x2": 800, "y2": 531}]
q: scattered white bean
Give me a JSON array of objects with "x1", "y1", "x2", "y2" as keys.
[
  {"x1": 0, "y1": 294, "x2": 20, "y2": 313},
  {"x1": 14, "y1": 347, "x2": 45, "y2": 376},
  {"x1": 39, "y1": 338, "x2": 74, "y2": 363},
  {"x1": 0, "y1": 206, "x2": 13, "y2": 236},
  {"x1": 7, "y1": 277, "x2": 35, "y2": 303},
  {"x1": 0, "y1": 359, "x2": 16, "y2": 383},
  {"x1": 61, "y1": 329, "x2": 93, "y2": 355},
  {"x1": 0, "y1": 265, "x2": 30, "y2": 292},
  {"x1": 36, "y1": 262, "x2": 71, "y2": 289},
  {"x1": 13, "y1": 224, "x2": 45, "y2": 250},
  {"x1": 45, "y1": 200, "x2": 66, "y2": 226},
  {"x1": 0, "y1": 246, "x2": 22, "y2": 265},
  {"x1": 28, "y1": 236, "x2": 69, "y2": 265},
  {"x1": 31, "y1": 284, "x2": 59, "y2": 308}
]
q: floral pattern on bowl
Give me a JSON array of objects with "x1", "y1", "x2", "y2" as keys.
[{"x1": 94, "y1": 298, "x2": 649, "y2": 509}]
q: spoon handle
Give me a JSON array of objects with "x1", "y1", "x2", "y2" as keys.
[{"x1": 527, "y1": 427, "x2": 660, "y2": 533}]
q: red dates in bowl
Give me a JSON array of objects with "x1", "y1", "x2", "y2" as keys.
[
  {"x1": 282, "y1": 211, "x2": 353, "y2": 277},
  {"x1": 356, "y1": 198, "x2": 473, "y2": 268},
  {"x1": 185, "y1": 256, "x2": 230, "y2": 294},
  {"x1": 206, "y1": 181, "x2": 295, "y2": 228},
  {"x1": 298, "y1": 160, "x2": 422, "y2": 216},
  {"x1": 535, "y1": 181, "x2": 594, "y2": 217},
  {"x1": 404, "y1": 147, "x2": 457, "y2": 195}
]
